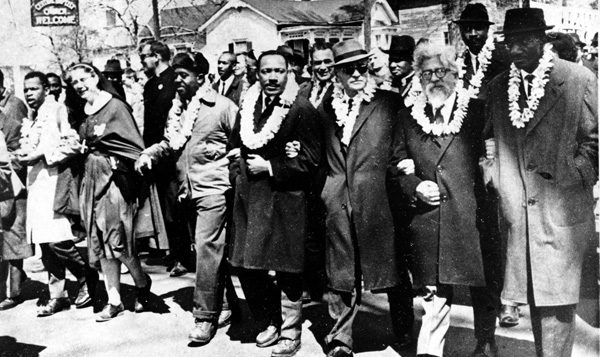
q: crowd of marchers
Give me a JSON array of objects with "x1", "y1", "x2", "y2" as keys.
[{"x1": 0, "y1": 4, "x2": 598, "y2": 357}]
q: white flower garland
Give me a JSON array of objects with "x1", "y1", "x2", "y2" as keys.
[
  {"x1": 164, "y1": 85, "x2": 210, "y2": 150},
  {"x1": 331, "y1": 79, "x2": 377, "y2": 145},
  {"x1": 456, "y1": 33, "x2": 495, "y2": 101},
  {"x1": 404, "y1": 77, "x2": 422, "y2": 107},
  {"x1": 507, "y1": 46, "x2": 554, "y2": 128},
  {"x1": 308, "y1": 80, "x2": 332, "y2": 108},
  {"x1": 239, "y1": 79, "x2": 300, "y2": 150}
]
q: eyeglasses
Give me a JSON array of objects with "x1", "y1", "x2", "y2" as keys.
[
  {"x1": 339, "y1": 63, "x2": 369, "y2": 75},
  {"x1": 420, "y1": 67, "x2": 452, "y2": 81}
]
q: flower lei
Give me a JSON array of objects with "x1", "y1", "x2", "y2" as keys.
[
  {"x1": 331, "y1": 79, "x2": 377, "y2": 145},
  {"x1": 164, "y1": 85, "x2": 209, "y2": 150},
  {"x1": 308, "y1": 79, "x2": 332, "y2": 108},
  {"x1": 507, "y1": 46, "x2": 554, "y2": 128},
  {"x1": 239, "y1": 79, "x2": 300, "y2": 150},
  {"x1": 456, "y1": 33, "x2": 495, "y2": 101},
  {"x1": 404, "y1": 77, "x2": 422, "y2": 107}
]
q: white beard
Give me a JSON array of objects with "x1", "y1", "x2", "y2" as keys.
[{"x1": 426, "y1": 88, "x2": 449, "y2": 109}]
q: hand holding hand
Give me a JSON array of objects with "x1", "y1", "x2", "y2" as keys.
[
  {"x1": 246, "y1": 154, "x2": 270, "y2": 175},
  {"x1": 397, "y1": 159, "x2": 415, "y2": 175},
  {"x1": 135, "y1": 154, "x2": 153, "y2": 174},
  {"x1": 485, "y1": 138, "x2": 496, "y2": 160},
  {"x1": 226, "y1": 148, "x2": 241, "y2": 162},
  {"x1": 285, "y1": 141, "x2": 301, "y2": 158},
  {"x1": 415, "y1": 180, "x2": 440, "y2": 206}
]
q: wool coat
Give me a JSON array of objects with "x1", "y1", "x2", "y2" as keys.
[
  {"x1": 228, "y1": 94, "x2": 322, "y2": 273},
  {"x1": 393, "y1": 100, "x2": 487, "y2": 288},
  {"x1": 485, "y1": 57, "x2": 598, "y2": 306},
  {"x1": 319, "y1": 90, "x2": 402, "y2": 292}
]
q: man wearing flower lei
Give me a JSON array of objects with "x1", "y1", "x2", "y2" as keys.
[
  {"x1": 135, "y1": 52, "x2": 239, "y2": 344},
  {"x1": 454, "y1": 2, "x2": 512, "y2": 331},
  {"x1": 227, "y1": 50, "x2": 322, "y2": 357},
  {"x1": 484, "y1": 8, "x2": 598, "y2": 357},
  {"x1": 315, "y1": 39, "x2": 410, "y2": 357},
  {"x1": 394, "y1": 43, "x2": 498, "y2": 357}
]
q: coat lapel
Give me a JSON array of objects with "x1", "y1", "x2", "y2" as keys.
[
  {"x1": 525, "y1": 60, "x2": 565, "y2": 136},
  {"x1": 433, "y1": 100, "x2": 459, "y2": 164},
  {"x1": 348, "y1": 99, "x2": 377, "y2": 145}
]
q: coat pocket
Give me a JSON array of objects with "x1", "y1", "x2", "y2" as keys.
[{"x1": 549, "y1": 183, "x2": 594, "y2": 227}]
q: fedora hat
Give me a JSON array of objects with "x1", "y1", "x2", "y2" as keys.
[
  {"x1": 454, "y1": 3, "x2": 494, "y2": 25},
  {"x1": 103, "y1": 59, "x2": 124, "y2": 74},
  {"x1": 497, "y1": 8, "x2": 554, "y2": 35},
  {"x1": 332, "y1": 39, "x2": 372, "y2": 66},
  {"x1": 381, "y1": 35, "x2": 415, "y2": 62}
]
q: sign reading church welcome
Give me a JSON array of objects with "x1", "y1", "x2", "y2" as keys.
[{"x1": 31, "y1": 0, "x2": 79, "y2": 27}]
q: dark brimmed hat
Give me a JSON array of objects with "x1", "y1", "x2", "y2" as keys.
[
  {"x1": 497, "y1": 8, "x2": 554, "y2": 35},
  {"x1": 382, "y1": 35, "x2": 415, "y2": 62},
  {"x1": 172, "y1": 52, "x2": 209, "y2": 74},
  {"x1": 331, "y1": 39, "x2": 372, "y2": 66},
  {"x1": 103, "y1": 59, "x2": 124, "y2": 74},
  {"x1": 454, "y1": 3, "x2": 494, "y2": 25}
]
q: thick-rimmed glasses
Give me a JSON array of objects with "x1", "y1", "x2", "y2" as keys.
[
  {"x1": 420, "y1": 67, "x2": 453, "y2": 81},
  {"x1": 339, "y1": 63, "x2": 369, "y2": 75}
]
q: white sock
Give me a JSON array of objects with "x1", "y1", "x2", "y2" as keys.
[{"x1": 107, "y1": 287, "x2": 121, "y2": 306}]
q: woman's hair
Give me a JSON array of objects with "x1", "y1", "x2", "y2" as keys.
[
  {"x1": 412, "y1": 43, "x2": 458, "y2": 74},
  {"x1": 65, "y1": 63, "x2": 131, "y2": 112},
  {"x1": 547, "y1": 32, "x2": 578, "y2": 62}
]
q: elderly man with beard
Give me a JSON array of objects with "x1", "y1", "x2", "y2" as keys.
[
  {"x1": 484, "y1": 8, "x2": 597, "y2": 357},
  {"x1": 227, "y1": 50, "x2": 322, "y2": 357},
  {"x1": 394, "y1": 44, "x2": 498, "y2": 357},
  {"x1": 135, "y1": 52, "x2": 239, "y2": 343},
  {"x1": 213, "y1": 52, "x2": 245, "y2": 106}
]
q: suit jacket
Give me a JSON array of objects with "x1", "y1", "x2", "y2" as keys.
[
  {"x1": 462, "y1": 46, "x2": 510, "y2": 100},
  {"x1": 298, "y1": 80, "x2": 334, "y2": 110},
  {"x1": 394, "y1": 100, "x2": 487, "y2": 288},
  {"x1": 143, "y1": 66, "x2": 177, "y2": 147},
  {"x1": 485, "y1": 56, "x2": 598, "y2": 305},
  {"x1": 228, "y1": 94, "x2": 322, "y2": 273},
  {"x1": 213, "y1": 75, "x2": 246, "y2": 106},
  {"x1": 320, "y1": 90, "x2": 402, "y2": 292}
]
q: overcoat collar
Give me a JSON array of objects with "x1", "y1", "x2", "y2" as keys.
[
  {"x1": 347, "y1": 96, "x2": 377, "y2": 145},
  {"x1": 525, "y1": 56, "x2": 565, "y2": 135}
]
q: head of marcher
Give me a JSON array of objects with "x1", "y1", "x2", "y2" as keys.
[
  {"x1": 46, "y1": 72, "x2": 63, "y2": 101},
  {"x1": 413, "y1": 44, "x2": 459, "y2": 108},
  {"x1": 103, "y1": 59, "x2": 124, "y2": 85},
  {"x1": 384, "y1": 35, "x2": 415, "y2": 80},
  {"x1": 65, "y1": 63, "x2": 124, "y2": 105},
  {"x1": 500, "y1": 8, "x2": 553, "y2": 73},
  {"x1": 455, "y1": 3, "x2": 494, "y2": 55},
  {"x1": 140, "y1": 41, "x2": 171, "y2": 74},
  {"x1": 332, "y1": 39, "x2": 372, "y2": 97},
  {"x1": 217, "y1": 52, "x2": 236, "y2": 80},
  {"x1": 234, "y1": 53, "x2": 247, "y2": 77},
  {"x1": 172, "y1": 52, "x2": 210, "y2": 101},
  {"x1": 310, "y1": 43, "x2": 335, "y2": 83},
  {"x1": 246, "y1": 55, "x2": 258, "y2": 85},
  {"x1": 23, "y1": 71, "x2": 49, "y2": 110},
  {"x1": 257, "y1": 50, "x2": 288, "y2": 98}
]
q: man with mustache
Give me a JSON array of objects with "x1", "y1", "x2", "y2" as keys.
[
  {"x1": 484, "y1": 8, "x2": 597, "y2": 357},
  {"x1": 135, "y1": 52, "x2": 239, "y2": 344},
  {"x1": 213, "y1": 52, "x2": 245, "y2": 106},
  {"x1": 228, "y1": 50, "x2": 322, "y2": 357},
  {"x1": 394, "y1": 43, "x2": 498, "y2": 357}
]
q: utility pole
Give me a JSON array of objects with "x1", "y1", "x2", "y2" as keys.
[
  {"x1": 363, "y1": 0, "x2": 375, "y2": 51},
  {"x1": 152, "y1": 0, "x2": 160, "y2": 40}
]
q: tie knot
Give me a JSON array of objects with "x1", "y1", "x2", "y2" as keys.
[
  {"x1": 525, "y1": 74, "x2": 534, "y2": 83},
  {"x1": 433, "y1": 105, "x2": 444, "y2": 124}
]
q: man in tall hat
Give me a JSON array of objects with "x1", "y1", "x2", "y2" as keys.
[
  {"x1": 383, "y1": 35, "x2": 417, "y2": 103},
  {"x1": 102, "y1": 59, "x2": 126, "y2": 100},
  {"x1": 317, "y1": 39, "x2": 410, "y2": 356},
  {"x1": 228, "y1": 50, "x2": 322, "y2": 357},
  {"x1": 484, "y1": 8, "x2": 597, "y2": 356}
]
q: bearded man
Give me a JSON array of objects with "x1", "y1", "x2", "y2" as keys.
[
  {"x1": 484, "y1": 8, "x2": 597, "y2": 357},
  {"x1": 228, "y1": 50, "x2": 322, "y2": 357},
  {"x1": 394, "y1": 43, "x2": 498, "y2": 357}
]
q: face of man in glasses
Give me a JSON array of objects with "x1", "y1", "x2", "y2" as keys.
[
  {"x1": 420, "y1": 56, "x2": 457, "y2": 108},
  {"x1": 140, "y1": 44, "x2": 159, "y2": 72},
  {"x1": 335, "y1": 59, "x2": 369, "y2": 96},
  {"x1": 311, "y1": 49, "x2": 334, "y2": 83}
]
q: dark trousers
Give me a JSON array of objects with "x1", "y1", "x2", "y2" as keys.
[
  {"x1": 303, "y1": 193, "x2": 327, "y2": 300},
  {"x1": 238, "y1": 269, "x2": 303, "y2": 340},
  {"x1": 40, "y1": 240, "x2": 96, "y2": 299}
]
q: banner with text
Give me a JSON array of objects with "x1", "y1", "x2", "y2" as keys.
[{"x1": 31, "y1": 0, "x2": 79, "y2": 27}]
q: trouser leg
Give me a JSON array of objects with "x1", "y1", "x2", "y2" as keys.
[
  {"x1": 0, "y1": 261, "x2": 8, "y2": 300},
  {"x1": 388, "y1": 269, "x2": 414, "y2": 338},
  {"x1": 8, "y1": 261, "x2": 24, "y2": 298},
  {"x1": 238, "y1": 269, "x2": 281, "y2": 328},
  {"x1": 278, "y1": 272, "x2": 303, "y2": 341},
  {"x1": 47, "y1": 240, "x2": 91, "y2": 285},
  {"x1": 40, "y1": 243, "x2": 67, "y2": 299},
  {"x1": 416, "y1": 285, "x2": 452, "y2": 357},
  {"x1": 191, "y1": 194, "x2": 228, "y2": 322},
  {"x1": 530, "y1": 304, "x2": 576, "y2": 357},
  {"x1": 470, "y1": 285, "x2": 498, "y2": 343},
  {"x1": 325, "y1": 289, "x2": 360, "y2": 349}
]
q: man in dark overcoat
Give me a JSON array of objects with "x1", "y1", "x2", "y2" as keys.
[
  {"x1": 394, "y1": 43, "x2": 498, "y2": 357},
  {"x1": 228, "y1": 50, "x2": 322, "y2": 357},
  {"x1": 484, "y1": 8, "x2": 598, "y2": 357},
  {"x1": 318, "y1": 39, "x2": 409, "y2": 356}
]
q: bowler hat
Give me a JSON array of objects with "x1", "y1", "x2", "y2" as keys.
[
  {"x1": 382, "y1": 35, "x2": 415, "y2": 62},
  {"x1": 454, "y1": 3, "x2": 494, "y2": 25},
  {"x1": 103, "y1": 59, "x2": 124, "y2": 74},
  {"x1": 332, "y1": 39, "x2": 372, "y2": 66},
  {"x1": 497, "y1": 8, "x2": 554, "y2": 35}
]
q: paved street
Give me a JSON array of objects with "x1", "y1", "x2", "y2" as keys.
[{"x1": 1, "y1": 256, "x2": 598, "y2": 357}]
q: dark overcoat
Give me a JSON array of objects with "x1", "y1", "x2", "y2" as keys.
[
  {"x1": 228, "y1": 94, "x2": 322, "y2": 273},
  {"x1": 394, "y1": 100, "x2": 487, "y2": 288},
  {"x1": 319, "y1": 90, "x2": 402, "y2": 292},
  {"x1": 213, "y1": 75, "x2": 246, "y2": 106},
  {"x1": 485, "y1": 57, "x2": 598, "y2": 305}
]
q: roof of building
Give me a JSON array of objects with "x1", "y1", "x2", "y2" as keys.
[
  {"x1": 148, "y1": 2, "x2": 225, "y2": 33},
  {"x1": 242, "y1": 0, "x2": 365, "y2": 25}
]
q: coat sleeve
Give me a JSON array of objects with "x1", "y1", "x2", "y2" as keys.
[
  {"x1": 573, "y1": 74, "x2": 598, "y2": 187},
  {"x1": 269, "y1": 104, "x2": 322, "y2": 186},
  {"x1": 227, "y1": 113, "x2": 242, "y2": 185},
  {"x1": 389, "y1": 108, "x2": 422, "y2": 200},
  {"x1": 479, "y1": 85, "x2": 499, "y2": 190},
  {"x1": 0, "y1": 132, "x2": 10, "y2": 188}
]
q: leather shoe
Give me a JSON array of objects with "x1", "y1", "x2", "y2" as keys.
[
  {"x1": 256, "y1": 324, "x2": 280, "y2": 347},
  {"x1": 95, "y1": 303, "x2": 125, "y2": 322},
  {"x1": 169, "y1": 262, "x2": 188, "y2": 277},
  {"x1": 188, "y1": 319, "x2": 216, "y2": 343},
  {"x1": 0, "y1": 297, "x2": 22, "y2": 310},
  {"x1": 327, "y1": 345, "x2": 353, "y2": 357},
  {"x1": 499, "y1": 304, "x2": 520, "y2": 327},
  {"x1": 471, "y1": 340, "x2": 498, "y2": 357},
  {"x1": 272, "y1": 338, "x2": 301, "y2": 357},
  {"x1": 134, "y1": 274, "x2": 152, "y2": 313},
  {"x1": 74, "y1": 284, "x2": 92, "y2": 309},
  {"x1": 37, "y1": 297, "x2": 70, "y2": 317},
  {"x1": 217, "y1": 309, "x2": 232, "y2": 327}
]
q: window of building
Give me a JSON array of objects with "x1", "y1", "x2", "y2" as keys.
[
  {"x1": 228, "y1": 40, "x2": 253, "y2": 54},
  {"x1": 105, "y1": 9, "x2": 117, "y2": 27}
]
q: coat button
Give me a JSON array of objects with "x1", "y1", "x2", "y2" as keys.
[
  {"x1": 436, "y1": 165, "x2": 443, "y2": 172},
  {"x1": 341, "y1": 203, "x2": 347, "y2": 209},
  {"x1": 527, "y1": 198, "x2": 537, "y2": 206},
  {"x1": 526, "y1": 163, "x2": 536, "y2": 171},
  {"x1": 440, "y1": 194, "x2": 448, "y2": 202}
]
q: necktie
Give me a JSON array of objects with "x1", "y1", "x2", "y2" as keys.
[
  {"x1": 434, "y1": 106, "x2": 444, "y2": 124},
  {"x1": 316, "y1": 83, "x2": 324, "y2": 97},
  {"x1": 220, "y1": 81, "x2": 226, "y2": 95},
  {"x1": 524, "y1": 74, "x2": 534, "y2": 97},
  {"x1": 265, "y1": 96, "x2": 272, "y2": 109},
  {"x1": 347, "y1": 98, "x2": 353, "y2": 116}
]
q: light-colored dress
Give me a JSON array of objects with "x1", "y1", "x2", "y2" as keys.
[{"x1": 23, "y1": 98, "x2": 75, "y2": 244}]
